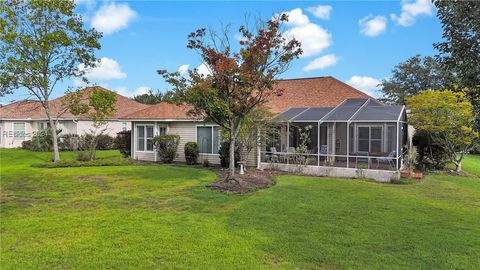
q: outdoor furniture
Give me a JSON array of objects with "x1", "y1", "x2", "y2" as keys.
[
  {"x1": 267, "y1": 147, "x2": 280, "y2": 163},
  {"x1": 375, "y1": 150, "x2": 396, "y2": 169}
]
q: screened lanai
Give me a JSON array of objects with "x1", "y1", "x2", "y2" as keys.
[{"x1": 262, "y1": 98, "x2": 408, "y2": 171}]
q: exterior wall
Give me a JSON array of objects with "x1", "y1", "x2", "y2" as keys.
[
  {"x1": 76, "y1": 120, "x2": 130, "y2": 137},
  {"x1": 0, "y1": 119, "x2": 131, "y2": 149},
  {"x1": 132, "y1": 121, "x2": 156, "y2": 162},
  {"x1": 335, "y1": 122, "x2": 347, "y2": 155},
  {"x1": 0, "y1": 120, "x2": 35, "y2": 148},
  {"x1": 132, "y1": 121, "x2": 231, "y2": 165},
  {"x1": 169, "y1": 122, "x2": 221, "y2": 164},
  {"x1": 259, "y1": 162, "x2": 400, "y2": 183}
]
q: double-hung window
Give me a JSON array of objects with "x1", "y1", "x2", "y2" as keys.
[
  {"x1": 137, "y1": 125, "x2": 154, "y2": 151},
  {"x1": 357, "y1": 126, "x2": 383, "y2": 153},
  {"x1": 13, "y1": 122, "x2": 26, "y2": 140},
  {"x1": 39, "y1": 122, "x2": 50, "y2": 130},
  {"x1": 197, "y1": 126, "x2": 220, "y2": 154},
  {"x1": 158, "y1": 125, "x2": 167, "y2": 136}
]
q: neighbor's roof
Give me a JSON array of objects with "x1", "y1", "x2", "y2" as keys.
[
  {"x1": 273, "y1": 98, "x2": 405, "y2": 122},
  {"x1": 122, "y1": 76, "x2": 371, "y2": 120},
  {"x1": 124, "y1": 102, "x2": 197, "y2": 120},
  {"x1": 0, "y1": 87, "x2": 149, "y2": 120}
]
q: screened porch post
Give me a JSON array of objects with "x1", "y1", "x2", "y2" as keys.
[
  {"x1": 396, "y1": 121, "x2": 400, "y2": 170},
  {"x1": 286, "y1": 122, "x2": 290, "y2": 165},
  {"x1": 317, "y1": 121, "x2": 320, "y2": 166},
  {"x1": 346, "y1": 121, "x2": 349, "y2": 168}
]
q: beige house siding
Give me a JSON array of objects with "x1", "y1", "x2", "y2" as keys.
[
  {"x1": 169, "y1": 122, "x2": 221, "y2": 164},
  {"x1": 0, "y1": 121, "x2": 34, "y2": 148},
  {"x1": 77, "y1": 120, "x2": 130, "y2": 137},
  {"x1": 0, "y1": 119, "x2": 130, "y2": 149}
]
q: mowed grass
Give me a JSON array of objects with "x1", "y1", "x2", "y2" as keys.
[
  {"x1": 463, "y1": 155, "x2": 480, "y2": 177},
  {"x1": 1, "y1": 149, "x2": 479, "y2": 269}
]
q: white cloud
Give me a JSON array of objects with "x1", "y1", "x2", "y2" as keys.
[
  {"x1": 197, "y1": 63, "x2": 212, "y2": 77},
  {"x1": 178, "y1": 64, "x2": 190, "y2": 75},
  {"x1": 79, "y1": 57, "x2": 127, "y2": 83},
  {"x1": 282, "y1": 8, "x2": 310, "y2": 26},
  {"x1": 307, "y1": 5, "x2": 332, "y2": 20},
  {"x1": 303, "y1": 54, "x2": 338, "y2": 71},
  {"x1": 391, "y1": 0, "x2": 434, "y2": 27},
  {"x1": 116, "y1": 86, "x2": 150, "y2": 97},
  {"x1": 91, "y1": 2, "x2": 137, "y2": 35},
  {"x1": 359, "y1": 15, "x2": 387, "y2": 37},
  {"x1": 281, "y1": 9, "x2": 332, "y2": 58},
  {"x1": 346, "y1": 75, "x2": 382, "y2": 97}
]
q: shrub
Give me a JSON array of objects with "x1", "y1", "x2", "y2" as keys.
[
  {"x1": 77, "y1": 134, "x2": 93, "y2": 151},
  {"x1": 96, "y1": 134, "x2": 115, "y2": 150},
  {"x1": 76, "y1": 151, "x2": 91, "y2": 161},
  {"x1": 412, "y1": 130, "x2": 449, "y2": 170},
  {"x1": 24, "y1": 128, "x2": 61, "y2": 151},
  {"x1": 114, "y1": 130, "x2": 131, "y2": 157},
  {"x1": 184, "y1": 142, "x2": 199, "y2": 165},
  {"x1": 59, "y1": 134, "x2": 80, "y2": 151},
  {"x1": 218, "y1": 141, "x2": 240, "y2": 168},
  {"x1": 153, "y1": 134, "x2": 180, "y2": 163},
  {"x1": 21, "y1": 140, "x2": 33, "y2": 150},
  {"x1": 203, "y1": 159, "x2": 210, "y2": 167}
]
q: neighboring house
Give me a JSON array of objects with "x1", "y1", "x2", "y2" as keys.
[{"x1": 0, "y1": 87, "x2": 148, "y2": 148}]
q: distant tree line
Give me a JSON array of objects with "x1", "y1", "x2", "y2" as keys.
[
  {"x1": 382, "y1": 0, "x2": 480, "y2": 172},
  {"x1": 133, "y1": 89, "x2": 174, "y2": 104}
]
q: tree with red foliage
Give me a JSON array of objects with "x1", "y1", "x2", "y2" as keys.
[{"x1": 158, "y1": 14, "x2": 302, "y2": 181}]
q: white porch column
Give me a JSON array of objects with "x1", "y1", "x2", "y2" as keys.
[
  {"x1": 286, "y1": 122, "x2": 290, "y2": 165},
  {"x1": 317, "y1": 122, "x2": 320, "y2": 166},
  {"x1": 346, "y1": 122, "x2": 349, "y2": 168},
  {"x1": 396, "y1": 121, "x2": 400, "y2": 170}
]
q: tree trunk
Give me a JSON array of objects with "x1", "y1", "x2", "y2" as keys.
[
  {"x1": 228, "y1": 127, "x2": 236, "y2": 179},
  {"x1": 455, "y1": 162, "x2": 462, "y2": 172},
  {"x1": 45, "y1": 105, "x2": 60, "y2": 162}
]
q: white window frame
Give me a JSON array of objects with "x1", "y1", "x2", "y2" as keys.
[
  {"x1": 196, "y1": 125, "x2": 221, "y2": 155},
  {"x1": 13, "y1": 122, "x2": 26, "y2": 140},
  {"x1": 356, "y1": 125, "x2": 383, "y2": 153},
  {"x1": 39, "y1": 122, "x2": 47, "y2": 130},
  {"x1": 157, "y1": 124, "x2": 168, "y2": 136},
  {"x1": 136, "y1": 124, "x2": 154, "y2": 152}
]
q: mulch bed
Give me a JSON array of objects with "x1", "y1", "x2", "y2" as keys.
[{"x1": 207, "y1": 168, "x2": 278, "y2": 194}]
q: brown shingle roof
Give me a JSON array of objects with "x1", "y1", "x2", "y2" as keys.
[
  {"x1": 122, "y1": 76, "x2": 372, "y2": 119},
  {"x1": 267, "y1": 76, "x2": 370, "y2": 113},
  {"x1": 0, "y1": 86, "x2": 149, "y2": 120},
  {"x1": 125, "y1": 102, "x2": 197, "y2": 120}
]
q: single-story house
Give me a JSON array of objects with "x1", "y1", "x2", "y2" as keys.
[
  {"x1": 0, "y1": 87, "x2": 148, "y2": 148},
  {"x1": 121, "y1": 76, "x2": 408, "y2": 181}
]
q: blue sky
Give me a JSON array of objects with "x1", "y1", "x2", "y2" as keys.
[{"x1": 1, "y1": 0, "x2": 442, "y2": 104}]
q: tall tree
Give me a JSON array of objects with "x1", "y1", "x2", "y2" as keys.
[
  {"x1": 406, "y1": 90, "x2": 478, "y2": 173},
  {"x1": 0, "y1": 0, "x2": 101, "y2": 161},
  {"x1": 159, "y1": 15, "x2": 302, "y2": 180},
  {"x1": 434, "y1": 0, "x2": 480, "y2": 124},
  {"x1": 380, "y1": 55, "x2": 452, "y2": 104},
  {"x1": 65, "y1": 87, "x2": 117, "y2": 160},
  {"x1": 133, "y1": 89, "x2": 173, "y2": 104}
]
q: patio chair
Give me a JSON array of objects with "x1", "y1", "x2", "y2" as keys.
[
  {"x1": 376, "y1": 150, "x2": 396, "y2": 169},
  {"x1": 268, "y1": 147, "x2": 280, "y2": 163},
  {"x1": 319, "y1": 145, "x2": 328, "y2": 164}
]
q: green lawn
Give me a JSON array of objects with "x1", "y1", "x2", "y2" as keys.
[
  {"x1": 463, "y1": 155, "x2": 480, "y2": 177},
  {"x1": 1, "y1": 149, "x2": 479, "y2": 269}
]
